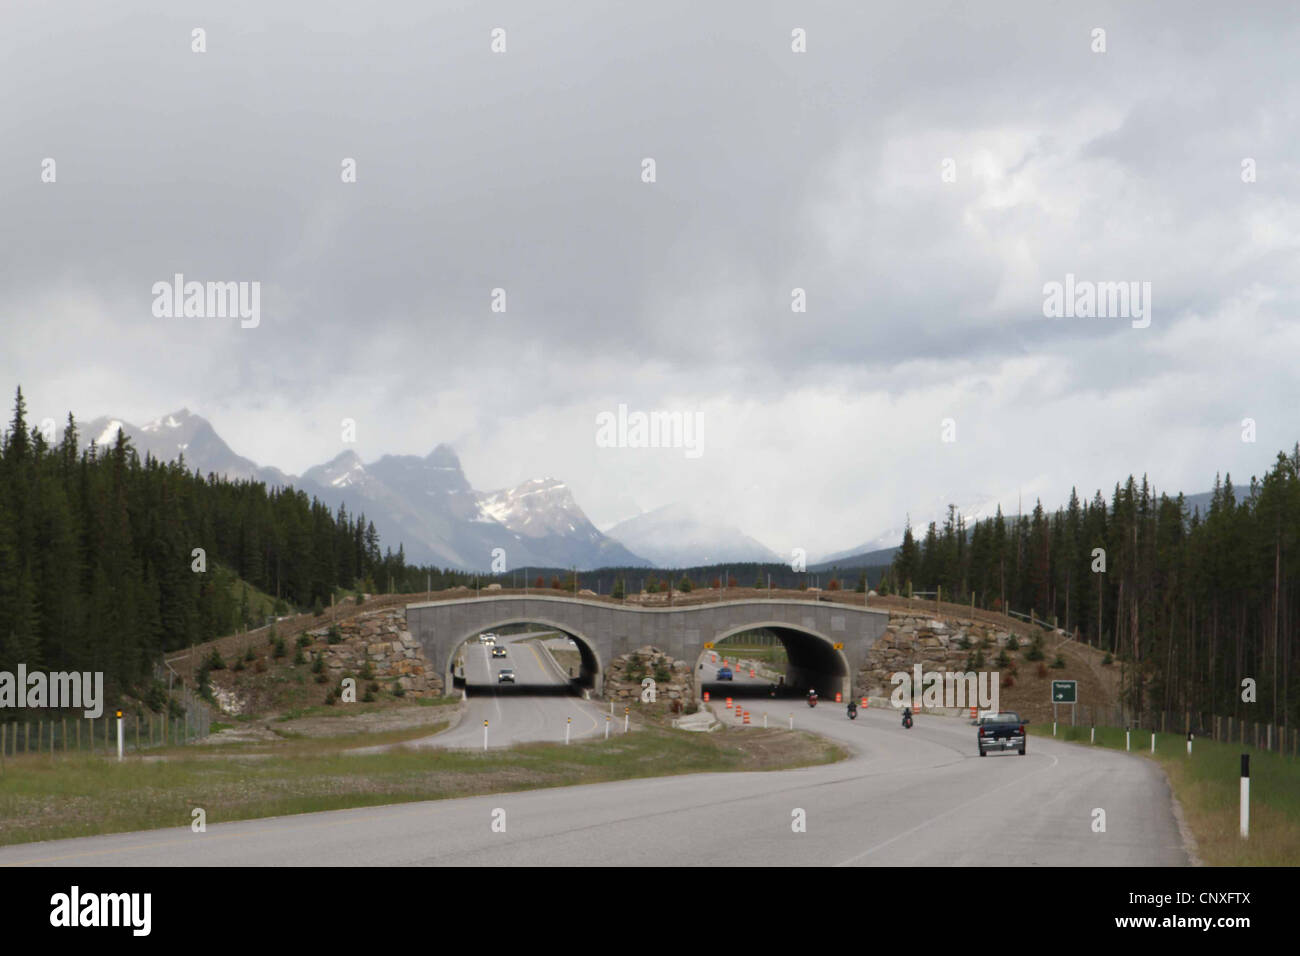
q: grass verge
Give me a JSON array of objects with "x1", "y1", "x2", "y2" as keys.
[
  {"x1": 1029, "y1": 723, "x2": 1299, "y2": 865},
  {"x1": 0, "y1": 718, "x2": 843, "y2": 847}
]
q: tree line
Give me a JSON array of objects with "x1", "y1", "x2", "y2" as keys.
[
  {"x1": 0, "y1": 388, "x2": 412, "y2": 701},
  {"x1": 885, "y1": 447, "x2": 1300, "y2": 727}
]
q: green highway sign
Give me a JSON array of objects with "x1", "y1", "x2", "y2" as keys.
[{"x1": 1051, "y1": 680, "x2": 1077, "y2": 703}]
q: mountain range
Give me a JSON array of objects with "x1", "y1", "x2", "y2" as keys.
[{"x1": 65, "y1": 411, "x2": 761, "y2": 571}]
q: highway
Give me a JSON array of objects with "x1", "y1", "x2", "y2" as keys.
[
  {"x1": 407, "y1": 631, "x2": 608, "y2": 750},
  {"x1": 0, "y1": 652, "x2": 1189, "y2": 865}
]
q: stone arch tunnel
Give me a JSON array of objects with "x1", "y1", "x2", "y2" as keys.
[{"x1": 406, "y1": 596, "x2": 890, "y2": 700}]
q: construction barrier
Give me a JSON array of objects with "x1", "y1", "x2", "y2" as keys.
[
  {"x1": 743, "y1": 711, "x2": 750, "y2": 725},
  {"x1": 703, "y1": 691, "x2": 710, "y2": 702},
  {"x1": 749, "y1": 669, "x2": 756, "y2": 678},
  {"x1": 835, "y1": 692, "x2": 842, "y2": 703},
  {"x1": 970, "y1": 706, "x2": 977, "y2": 719},
  {"x1": 725, "y1": 697, "x2": 733, "y2": 710},
  {"x1": 861, "y1": 697, "x2": 868, "y2": 708}
]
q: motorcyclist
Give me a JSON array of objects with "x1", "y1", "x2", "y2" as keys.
[
  {"x1": 901, "y1": 705, "x2": 913, "y2": 727},
  {"x1": 807, "y1": 688, "x2": 818, "y2": 706},
  {"x1": 847, "y1": 699, "x2": 858, "y2": 718}
]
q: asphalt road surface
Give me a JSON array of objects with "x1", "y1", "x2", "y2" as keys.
[
  {"x1": 407, "y1": 631, "x2": 608, "y2": 750},
  {"x1": 0, "y1": 672, "x2": 1189, "y2": 865}
]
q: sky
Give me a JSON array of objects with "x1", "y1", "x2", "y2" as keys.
[{"x1": 2, "y1": 1, "x2": 1297, "y2": 558}]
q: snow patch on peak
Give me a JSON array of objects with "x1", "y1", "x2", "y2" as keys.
[{"x1": 95, "y1": 420, "x2": 124, "y2": 446}]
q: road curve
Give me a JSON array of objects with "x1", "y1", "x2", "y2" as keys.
[{"x1": 0, "y1": 684, "x2": 1188, "y2": 866}]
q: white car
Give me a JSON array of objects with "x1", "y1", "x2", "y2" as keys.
[{"x1": 479, "y1": 633, "x2": 497, "y2": 645}]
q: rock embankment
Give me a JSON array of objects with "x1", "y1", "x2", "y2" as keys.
[
  {"x1": 309, "y1": 608, "x2": 443, "y2": 698},
  {"x1": 603, "y1": 646, "x2": 695, "y2": 707}
]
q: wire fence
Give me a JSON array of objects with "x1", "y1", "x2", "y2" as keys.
[{"x1": 1046, "y1": 703, "x2": 1297, "y2": 758}]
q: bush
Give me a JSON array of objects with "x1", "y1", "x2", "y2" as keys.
[
  {"x1": 996, "y1": 650, "x2": 1011, "y2": 668},
  {"x1": 325, "y1": 689, "x2": 337, "y2": 705},
  {"x1": 272, "y1": 635, "x2": 286, "y2": 659},
  {"x1": 1102, "y1": 651, "x2": 1114, "y2": 666},
  {"x1": 392, "y1": 681, "x2": 406, "y2": 698},
  {"x1": 232, "y1": 657, "x2": 245, "y2": 672},
  {"x1": 359, "y1": 660, "x2": 375, "y2": 681},
  {"x1": 1024, "y1": 635, "x2": 1046, "y2": 661},
  {"x1": 311, "y1": 653, "x2": 325, "y2": 674},
  {"x1": 1051, "y1": 654, "x2": 1067, "y2": 669},
  {"x1": 327, "y1": 625, "x2": 343, "y2": 645},
  {"x1": 362, "y1": 689, "x2": 376, "y2": 703},
  {"x1": 293, "y1": 646, "x2": 306, "y2": 666},
  {"x1": 243, "y1": 645, "x2": 255, "y2": 662},
  {"x1": 956, "y1": 635, "x2": 971, "y2": 650},
  {"x1": 312, "y1": 598, "x2": 324, "y2": 617},
  {"x1": 1006, "y1": 634, "x2": 1021, "y2": 651},
  {"x1": 207, "y1": 648, "x2": 226, "y2": 670},
  {"x1": 296, "y1": 633, "x2": 312, "y2": 648}
]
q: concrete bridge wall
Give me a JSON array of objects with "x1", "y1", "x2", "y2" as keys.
[{"x1": 406, "y1": 596, "x2": 890, "y2": 699}]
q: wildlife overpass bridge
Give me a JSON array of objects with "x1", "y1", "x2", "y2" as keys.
[{"x1": 406, "y1": 596, "x2": 890, "y2": 700}]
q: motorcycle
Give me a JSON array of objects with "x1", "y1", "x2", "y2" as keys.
[
  {"x1": 807, "y1": 695, "x2": 818, "y2": 708},
  {"x1": 847, "y1": 704, "x2": 858, "y2": 720},
  {"x1": 901, "y1": 712, "x2": 913, "y2": 729}
]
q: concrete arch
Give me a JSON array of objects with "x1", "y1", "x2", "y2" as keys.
[
  {"x1": 407, "y1": 595, "x2": 889, "y2": 703},
  {"x1": 444, "y1": 617, "x2": 602, "y2": 692},
  {"x1": 708, "y1": 621, "x2": 852, "y2": 698}
]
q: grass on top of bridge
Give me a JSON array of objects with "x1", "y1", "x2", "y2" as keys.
[
  {"x1": 0, "y1": 707, "x2": 844, "y2": 848},
  {"x1": 1028, "y1": 723, "x2": 1300, "y2": 866}
]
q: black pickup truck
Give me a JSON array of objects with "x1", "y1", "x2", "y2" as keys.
[{"x1": 977, "y1": 711, "x2": 1028, "y2": 756}]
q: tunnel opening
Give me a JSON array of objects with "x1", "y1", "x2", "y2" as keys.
[
  {"x1": 448, "y1": 622, "x2": 601, "y2": 698},
  {"x1": 696, "y1": 626, "x2": 849, "y2": 702}
]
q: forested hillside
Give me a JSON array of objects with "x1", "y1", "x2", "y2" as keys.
[
  {"x1": 886, "y1": 448, "x2": 1300, "y2": 725},
  {"x1": 0, "y1": 388, "x2": 411, "y2": 697}
]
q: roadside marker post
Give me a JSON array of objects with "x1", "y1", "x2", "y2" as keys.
[
  {"x1": 1090, "y1": 726, "x2": 1095, "y2": 744},
  {"x1": 1052, "y1": 722, "x2": 1057, "y2": 737},
  {"x1": 788, "y1": 713, "x2": 793, "y2": 730},
  {"x1": 1126, "y1": 728, "x2": 1131, "y2": 752},
  {"x1": 763, "y1": 714, "x2": 768, "y2": 728},
  {"x1": 605, "y1": 715, "x2": 610, "y2": 739},
  {"x1": 1187, "y1": 732, "x2": 1193, "y2": 756},
  {"x1": 115, "y1": 709, "x2": 123, "y2": 762},
  {"x1": 1240, "y1": 754, "x2": 1250, "y2": 839},
  {"x1": 565, "y1": 716, "x2": 571, "y2": 745},
  {"x1": 624, "y1": 707, "x2": 629, "y2": 732},
  {"x1": 1151, "y1": 732, "x2": 1156, "y2": 754},
  {"x1": 483, "y1": 719, "x2": 489, "y2": 751}
]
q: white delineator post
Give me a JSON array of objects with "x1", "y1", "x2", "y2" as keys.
[
  {"x1": 116, "y1": 709, "x2": 123, "y2": 762},
  {"x1": 483, "y1": 719, "x2": 489, "y2": 751},
  {"x1": 1126, "y1": 728, "x2": 1131, "y2": 752},
  {"x1": 1240, "y1": 754, "x2": 1250, "y2": 839},
  {"x1": 623, "y1": 707, "x2": 629, "y2": 733},
  {"x1": 1151, "y1": 732, "x2": 1156, "y2": 754},
  {"x1": 1090, "y1": 726, "x2": 1095, "y2": 744},
  {"x1": 1187, "y1": 732, "x2": 1193, "y2": 756},
  {"x1": 565, "y1": 716, "x2": 571, "y2": 745},
  {"x1": 605, "y1": 715, "x2": 610, "y2": 739}
]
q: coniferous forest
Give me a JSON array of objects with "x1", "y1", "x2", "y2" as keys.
[
  {"x1": 885, "y1": 448, "x2": 1300, "y2": 727},
  {"x1": 0, "y1": 387, "x2": 420, "y2": 699}
]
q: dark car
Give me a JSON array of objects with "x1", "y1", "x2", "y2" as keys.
[
  {"x1": 497, "y1": 668, "x2": 515, "y2": 684},
  {"x1": 716, "y1": 666, "x2": 734, "y2": 680},
  {"x1": 978, "y1": 711, "x2": 1027, "y2": 756},
  {"x1": 491, "y1": 646, "x2": 507, "y2": 658}
]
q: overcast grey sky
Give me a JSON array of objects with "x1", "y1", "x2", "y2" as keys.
[{"x1": 2, "y1": 1, "x2": 1297, "y2": 556}]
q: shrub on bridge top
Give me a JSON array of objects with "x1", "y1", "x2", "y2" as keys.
[
  {"x1": 272, "y1": 635, "x2": 287, "y2": 659},
  {"x1": 1103, "y1": 651, "x2": 1114, "y2": 666},
  {"x1": 678, "y1": 576, "x2": 693, "y2": 592},
  {"x1": 1024, "y1": 634, "x2": 1046, "y2": 661},
  {"x1": 1051, "y1": 654, "x2": 1066, "y2": 669},
  {"x1": 612, "y1": 577, "x2": 625, "y2": 599},
  {"x1": 243, "y1": 645, "x2": 256, "y2": 662},
  {"x1": 296, "y1": 633, "x2": 312, "y2": 648},
  {"x1": 1006, "y1": 634, "x2": 1021, "y2": 651},
  {"x1": 207, "y1": 648, "x2": 226, "y2": 670},
  {"x1": 996, "y1": 649, "x2": 1011, "y2": 668},
  {"x1": 312, "y1": 598, "x2": 324, "y2": 617},
  {"x1": 327, "y1": 625, "x2": 343, "y2": 645}
]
